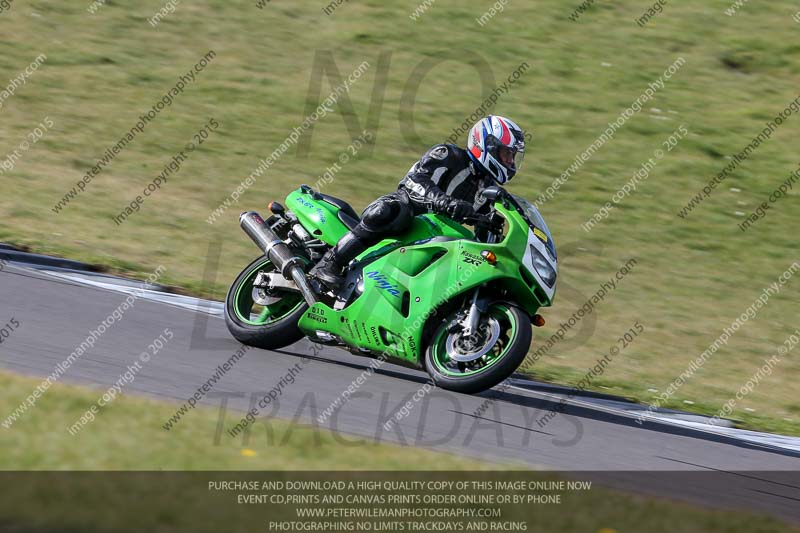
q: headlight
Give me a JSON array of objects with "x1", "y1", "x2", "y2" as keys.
[{"x1": 530, "y1": 245, "x2": 556, "y2": 288}]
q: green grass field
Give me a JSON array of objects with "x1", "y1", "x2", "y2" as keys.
[
  {"x1": 1, "y1": 371, "x2": 796, "y2": 533},
  {"x1": 1, "y1": 1, "x2": 798, "y2": 435},
  {"x1": 0, "y1": 370, "x2": 474, "y2": 470}
]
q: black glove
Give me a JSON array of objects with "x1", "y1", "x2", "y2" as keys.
[{"x1": 445, "y1": 199, "x2": 476, "y2": 221}]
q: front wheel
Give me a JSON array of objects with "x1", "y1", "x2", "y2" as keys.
[
  {"x1": 224, "y1": 256, "x2": 308, "y2": 350},
  {"x1": 424, "y1": 303, "x2": 532, "y2": 394}
]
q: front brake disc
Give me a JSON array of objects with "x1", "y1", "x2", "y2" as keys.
[{"x1": 445, "y1": 318, "x2": 501, "y2": 363}]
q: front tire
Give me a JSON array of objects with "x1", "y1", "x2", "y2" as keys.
[
  {"x1": 224, "y1": 256, "x2": 308, "y2": 350},
  {"x1": 424, "y1": 303, "x2": 532, "y2": 394}
]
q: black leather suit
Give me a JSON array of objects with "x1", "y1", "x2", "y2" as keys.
[{"x1": 310, "y1": 143, "x2": 493, "y2": 287}]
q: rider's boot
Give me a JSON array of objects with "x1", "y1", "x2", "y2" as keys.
[{"x1": 309, "y1": 232, "x2": 368, "y2": 291}]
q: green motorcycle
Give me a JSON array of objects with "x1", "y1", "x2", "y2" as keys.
[{"x1": 225, "y1": 184, "x2": 557, "y2": 394}]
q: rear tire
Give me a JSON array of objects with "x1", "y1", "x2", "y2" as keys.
[
  {"x1": 224, "y1": 256, "x2": 308, "y2": 350},
  {"x1": 424, "y1": 303, "x2": 531, "y2": 394}
]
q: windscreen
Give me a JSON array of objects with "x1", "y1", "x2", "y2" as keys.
[{"x1": 509, "y1": 194, "x2": 557, "y2": 261}]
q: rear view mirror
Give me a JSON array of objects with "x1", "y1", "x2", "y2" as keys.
[{"x1": 480, "y1": 186, "x2": 504, "y2": 202}]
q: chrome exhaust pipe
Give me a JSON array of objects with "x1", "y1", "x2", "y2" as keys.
[{"x1": 239, "y1": 211, "x2": 317, "y2": 306}]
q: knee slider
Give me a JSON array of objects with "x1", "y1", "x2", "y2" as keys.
[{"x1": 361, "y1": 200, "x2": 398, "y2": 227}]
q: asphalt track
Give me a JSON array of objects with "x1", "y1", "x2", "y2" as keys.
[{"x1": 1, "y1": 259, "x2": 798, "y2": 523}]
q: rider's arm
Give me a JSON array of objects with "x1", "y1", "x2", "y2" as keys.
[{"x1": 399, "y1": 145, "x2": 454, "y2": 214}]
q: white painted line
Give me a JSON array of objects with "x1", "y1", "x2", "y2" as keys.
[
  {"x1": 39, "y1": 269, "x2": 224, "y2": 317},
  {"x1": 508, "y1": 381, "x2": 800, "y2": 454}
]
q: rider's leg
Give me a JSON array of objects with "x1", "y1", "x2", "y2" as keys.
[
  {"x1": 310, "y1": 192, "x2": 414, "y2": 289},
  {"x1": 308, "y1": 230, "x2": 371, "y2": 289}
]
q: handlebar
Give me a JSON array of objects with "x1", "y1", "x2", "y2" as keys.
[
  {"x1": 463, "y1": 213, "x2": 492, "y2": 225},
  {"x1": 463, "y1": 212, "x2": 503, "y2": 226}
]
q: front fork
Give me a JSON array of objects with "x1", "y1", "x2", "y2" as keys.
[
  {"x1": 460, "y1": 232, "x2": 496, "y2": 336},
  {"x1": 462, "y1": 290, "x2": 482, "y2": 337}
]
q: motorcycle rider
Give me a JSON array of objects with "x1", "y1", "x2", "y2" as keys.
[{"x1": 309, "y1": 115, "x2": 526, "y2": 290}]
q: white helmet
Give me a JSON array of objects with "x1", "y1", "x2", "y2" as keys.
[{"x1": 466, "y1": 115, "x2": 526, "y2": 184}]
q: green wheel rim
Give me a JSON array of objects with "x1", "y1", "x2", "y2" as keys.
[
  {"x1": 232, "y1": 258, "x2": 304, "y2": 326},
  {"x1": 429, "y1": 304, "x2": 518, "y2": 378}
]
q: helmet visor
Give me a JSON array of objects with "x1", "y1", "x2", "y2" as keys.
[
  {"x1": 512, "y1": 149, "x2": 525, "y2": 173},
  {"x1": 496, "y1": 144, "x2": 524, "y2": 174}
]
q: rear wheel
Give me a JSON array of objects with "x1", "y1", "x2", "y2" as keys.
[
  {"x1": 424, "y1": 303, "x2": 531, "y2": 394},
  {"x1": 224, "y1": 256, "x2": 308, "y2": 350}
]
